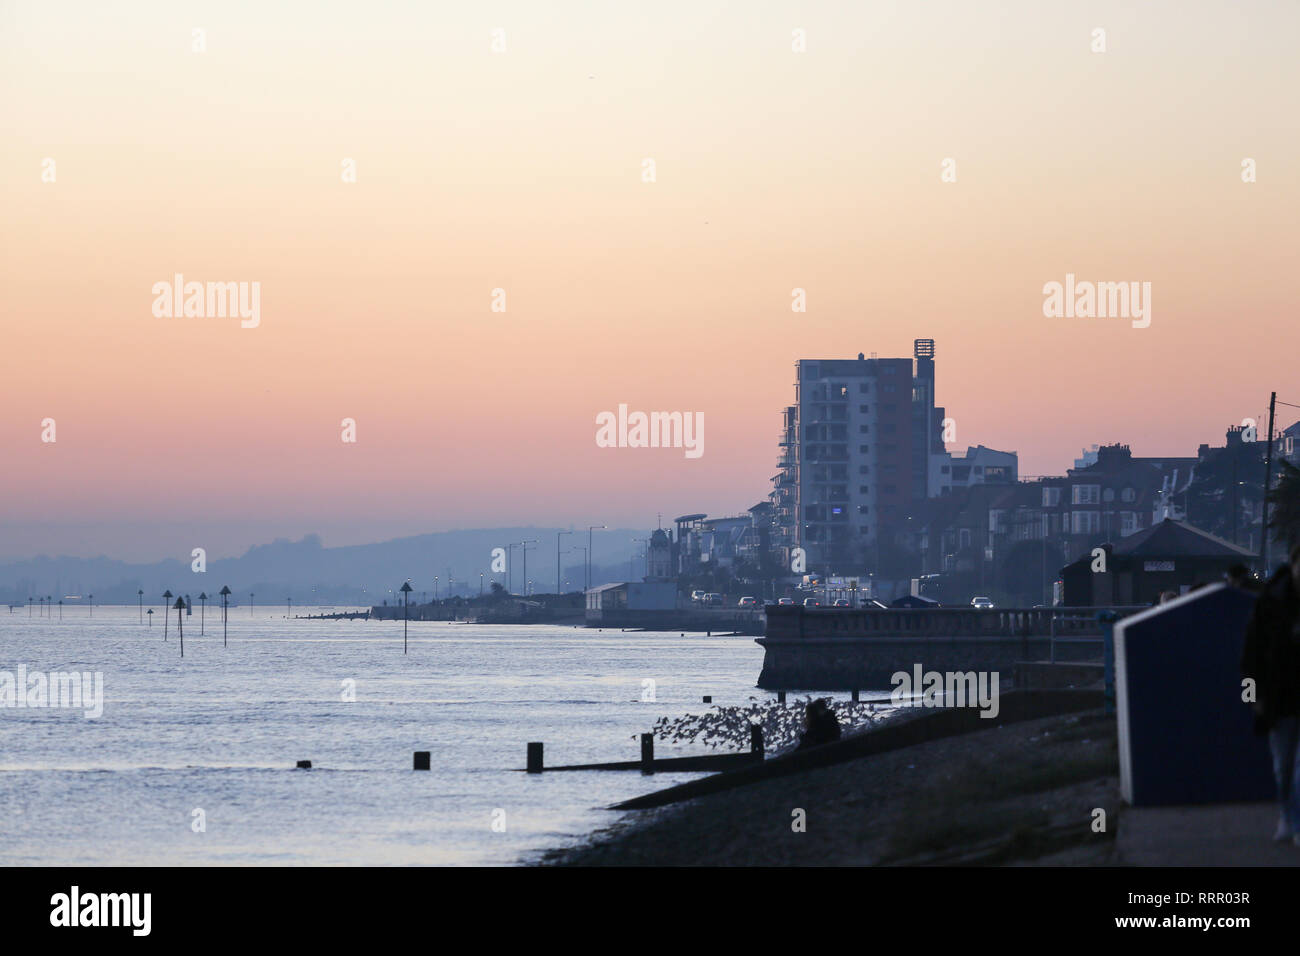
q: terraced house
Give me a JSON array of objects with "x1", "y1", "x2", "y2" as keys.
[{"x1": 909, "y1": 440, "x2": 1265, "y2": 606}]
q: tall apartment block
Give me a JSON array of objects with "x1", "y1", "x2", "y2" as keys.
[{"x1": 770, "y1": 339, "x2": 947, "y2": 572}]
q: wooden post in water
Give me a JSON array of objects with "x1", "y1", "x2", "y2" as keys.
[
  {"x1": 296, "y1": 760, "x2": 312, "y2": 769},
  {"x1": 198, "y1": 592, "x2": 207, "y2": 635},
  {"x1": 162, "y1": 590, "x2": 172, "y2": 641},
  {"x1": 852, "y1": 689, "x2": 860, "y2": 702},
  {"x1": 702, "y1": 695, "x2": 712, "y2": 703},
  {"x1": 640, "y1": 733, "x2": 654, "y2": 774},
  {"x1": 777, "y1": 690, "x2": 786, "y2": 703},
  {"x1": 527, "y1": 742, "x2": 544, "y2": 773},
  {"x1": 400, "y1": 581, "x2": 413, "y2": 654},
  {"x1": 219, "y1": 586, "x2": 231, "y2": 647},
  {"x1": 174, "y1": 597, "x2": 186, "y2": 657},
  {"x1": 750, "y1": 724, "x2": 764, "y2": 761},
  {"x1": 413, "y1": 751, "x2": 430, "y2": 770}
]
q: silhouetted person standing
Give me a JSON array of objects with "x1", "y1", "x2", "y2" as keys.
[
  {"x1": 1227, "y1": 563, "x2": 1264, "y2": 593},
  {"x1": 1241, "y1": 542, "x2": 1300, "y2": 844}
]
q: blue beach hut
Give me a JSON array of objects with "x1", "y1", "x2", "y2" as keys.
[{"x1": 1114, "y1": 583, "x2": 1274, "y2": 806}]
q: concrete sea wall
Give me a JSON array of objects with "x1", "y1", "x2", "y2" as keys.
[{"x1": 757, "y1": 605, "x2": 1131, "y2": 690}]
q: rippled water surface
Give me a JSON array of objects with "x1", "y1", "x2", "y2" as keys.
[{"x1": 0, "y1": 606, "x2": 767, "y2": 865}]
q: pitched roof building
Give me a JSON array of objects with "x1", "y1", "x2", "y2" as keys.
[{"x1": 1061, "y1": 518, "x2": 1255, "y2": 606}]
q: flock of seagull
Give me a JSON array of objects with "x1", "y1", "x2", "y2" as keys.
[{"x1": 646, "y1": 697, "x2": 888, "y2": 754}]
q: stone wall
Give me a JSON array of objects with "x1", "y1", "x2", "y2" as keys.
[{"x1": 756, "y1": 633, "x2": 1104, "y2": 689}]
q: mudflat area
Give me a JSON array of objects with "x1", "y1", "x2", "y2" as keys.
[{"x1": 541, "y1": 709, "x2": 1122, "y2": 866}]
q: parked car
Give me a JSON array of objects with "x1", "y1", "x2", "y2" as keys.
[
  {"x1": 777, "y1": 597, "x2": 796, "y2": 606},
  {"x1": 690, "y1": 590, "x2": 706, "y2": 603},
  {"x1": 832, "y1": 599, "x2": 851, "y2": 607},
  {"x1": 970, "y1": 596, "x2": 995, "y2": 609},
  {"x1": 737, "y1": 596, "x2": 758, "y2": 608},
  {"x1": 802, "y1": 597, "x2": 821, "y2": 607}
]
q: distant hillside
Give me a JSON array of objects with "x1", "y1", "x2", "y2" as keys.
[{"x1": 0, "y1": 528, "x2": 644, "y2": 605}]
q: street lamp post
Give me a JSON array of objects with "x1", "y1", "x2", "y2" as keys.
[
  {"x1": 557, "y1": 530, "x2": 572, "y2": 596},
  {"x1": 520, "y1": 540, "x2": 538, "y2": 597},
  {"x1": 587, "y1": 525, "x2": 606, "y2": 593},
  {"x1": 505, "y1": 544, "x2": 518, "y2": 595},
  {"x1": 631, "y1": 538, "x2": 646, "y2": 579},
  {"x1": 570, "y1": 547, "x2": 586, "y2": 604}
]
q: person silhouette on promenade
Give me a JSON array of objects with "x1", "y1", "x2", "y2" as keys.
[
  {"x1": 1227, "y1": 563, "x2": 1264, "y2": 593},
  {"x1": 1241, "y1": 542, "x2": 1300, "y2": 845}
]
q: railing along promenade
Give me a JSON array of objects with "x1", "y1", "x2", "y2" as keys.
[
  {"x1": 766, "y1": 605, "x2": 1145, "y2": 638},
  {"x1": 757, "y1": 604, "x2": 1149, "y2": 690}
]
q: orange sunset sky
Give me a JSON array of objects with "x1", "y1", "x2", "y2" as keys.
[{"x1": 2, "y1": 0, "x2": 1297, "y2": 560}]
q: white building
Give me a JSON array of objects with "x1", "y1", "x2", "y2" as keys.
[{"x1": 929, "y1": 445, "x2": 1019, "y2": 497}]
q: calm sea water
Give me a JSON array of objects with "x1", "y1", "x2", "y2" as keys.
[{"x1": 0, "y1": 605, "x2": 768, "y2": 865}]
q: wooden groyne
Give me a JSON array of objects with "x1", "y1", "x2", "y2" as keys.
[
  {"x1": 522, "y1": 729, "x2": 764, "y2": 774},
  {"x1": 611, "y1": 688, "x2": 1105, "y2": 811},
  {"x1": 299, "y1": 609, "x2": 372, "y2": 621}
]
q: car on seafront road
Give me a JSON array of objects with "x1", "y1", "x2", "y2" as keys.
[
  {"x1": 690, "y1": 590, "x2": 706, "y2": 603},
  {"x1": 777, "y1": 597, "x2": 795, "y2": 606},
  {"x1": 832, "y1": 599, "x2": 851, "y2": 607},
  {"x1": 738, "y1": 596, "x2": 758, "y2": 608},
  {"x1": 970, "y1": 596, "x2": 995, "y2": 609},
  {"x1": 802, "y1": 597, "x2": 821, "y2": 607},
  {"x1": 703, "y1": 593, "x2": 724, "y2": 606}
]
